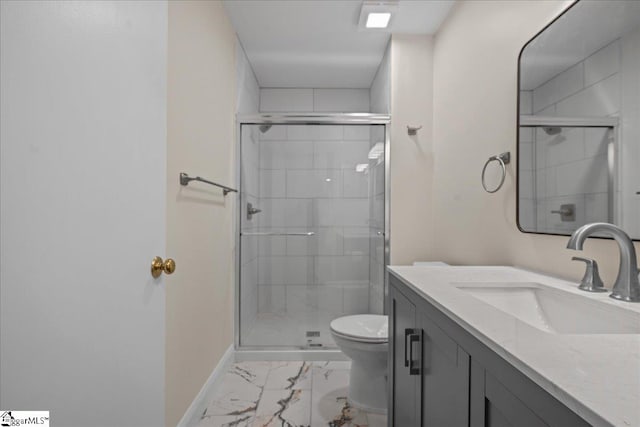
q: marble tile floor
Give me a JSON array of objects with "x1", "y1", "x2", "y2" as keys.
[{"x1": 197, "y1": 361, "x2": 387, "y2": 427}]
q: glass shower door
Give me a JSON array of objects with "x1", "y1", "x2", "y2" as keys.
[{"x1": 238, "y1": 122, "x2": 386, "y2": 349}]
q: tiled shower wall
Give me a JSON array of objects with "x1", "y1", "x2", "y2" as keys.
[
  {"x1": 619, "y1": 27, "x2": 640, "y2": 238},
  {"x1": 519, "y1": 33, "x2": 640, "y2": 236},
  {"x1": 520, "y1": 89, "x2": 610, "y2": 234},
  {"x1": 239, "y1": 85, "x2": 387, "y2": 345},
  {"x1": 259, "y1": 88, "x2": 370, "y2": 113},
  {"x1": 368, "y1": 42, "x2": 390, "y2": 314},
  {"x1": 518, "y1": 94, "x2": 536, "y2": 231},
  {"x1": 368, "y1": 125, "x2": 386, "y2": 314},
  {"x1": 255, "y1": 123, "x2": 380, "y2": 319},
  {"x1": 239, "y1": 127, "x2": 260, "y2": 341}
]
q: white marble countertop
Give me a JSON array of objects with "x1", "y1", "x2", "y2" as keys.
[{"x1": 387, "y1": 265, "x2": 640, "y2": 427}]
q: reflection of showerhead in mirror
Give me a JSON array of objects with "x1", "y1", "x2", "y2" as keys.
[
  {"x1": 543, "y1": 126, "x2": 561, "y2": 135},
  {"x1": 259, "y1": 124, "x2": 272, "y2": 133}
]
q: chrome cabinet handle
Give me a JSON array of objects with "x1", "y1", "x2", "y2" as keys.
[
  {"x1": 240, "y1": 231, "x2": 315, "y2": 236},
  {"x1": 408, "y1": 331, "x2": 421, "y2": 376},
  {"x1": 404, "y1": 328, "x2": 411, "y2": 367}
]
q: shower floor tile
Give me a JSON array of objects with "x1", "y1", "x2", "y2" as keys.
[
  {"x1": 242, "y1": 312, "x2": 338, "y2": 348},
  {"x1": 197, "y1": 360, "x2": 387, "y2": 427}
]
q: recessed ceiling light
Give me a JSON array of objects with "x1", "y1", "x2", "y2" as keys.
[
  {"x1": 366, "y1": 12, "x2": 391, "y2": 28},
  {"x1": 358, "y1": 1, "x2": 398, "y2": 31}
]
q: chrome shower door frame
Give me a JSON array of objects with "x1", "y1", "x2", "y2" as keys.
[{"x1": 234, "y1": 113, "x2": 391, "y2": 352}]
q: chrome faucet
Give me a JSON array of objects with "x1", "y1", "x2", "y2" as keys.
[{"x1": 567, "y1": 223, "x2": 640, "y2": 302}]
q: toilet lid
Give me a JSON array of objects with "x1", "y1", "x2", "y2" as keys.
[{"x1": 330, "y1": 315, "x2": 388, "y2": 342}]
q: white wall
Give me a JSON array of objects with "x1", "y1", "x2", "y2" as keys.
[
  {"x1": 370, "y1": 41, "x2": 391, "y2": 114},
  {"x1": 166, "y1": 2, "x2": 237, "y2": 426},
  {"x1": 389, "y1": 34, "x2": 435, "y2": 265},
  {"x1": 1, "y1": 2, "x2": 167, "y2": 425},
  {"x1": 237, "y1": 39, "x2": 260, "y2": 115},
  {"x1": 432, "y1": 0, "x2": 639, "y2": 285}
]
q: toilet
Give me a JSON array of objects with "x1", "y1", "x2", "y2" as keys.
[{"x1": 330, "y1": 314, "x2": 388, "y2": 413}]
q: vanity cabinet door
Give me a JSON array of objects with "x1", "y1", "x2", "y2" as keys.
[
  {"x1": 470, "y1": 361, "x2": 589, "y2": 427},
  {"x1": 419, "y1": 312, "x2": 470, "y2": 427},
  {"x1": 483, "y1": 371, "x2": 547, "y2": 427},
  {"x1": 390, "y1": 285, "x2": 421, "y2": 427},
  {"x1": 390, "y1": 274, "x2": 592, "y2": 427}
]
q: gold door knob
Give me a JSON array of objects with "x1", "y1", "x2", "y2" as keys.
[{"x1": 151, "y1": 256, "x2": 176, "y2": 278}]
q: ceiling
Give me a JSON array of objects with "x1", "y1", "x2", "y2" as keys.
[
  {"x1": 520, "y1": 0, "x2": 640, "y2": 90},
  {"x1": 223, "y1": 0, "x2": 455, "y2": 88}
]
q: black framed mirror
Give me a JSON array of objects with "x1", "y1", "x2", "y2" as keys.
[{"x1": 517, "y1": 0, "x2": 640, "y2": 240}]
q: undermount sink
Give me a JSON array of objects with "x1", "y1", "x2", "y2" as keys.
[{"x1": 453, "y1": 282, "x2": 640, "y2": 334}]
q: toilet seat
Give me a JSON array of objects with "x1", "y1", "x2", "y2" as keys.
[{"x1": 330, "y1": 314, "x2": 388, "y2": 343}]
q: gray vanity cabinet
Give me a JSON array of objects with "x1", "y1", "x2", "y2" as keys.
[
  {"x1": 389, "y1": 275, "x2": 591, "y2": 427},
  {"x1": 389, "y1": 283, "x2": 469, "y2": 427},
  {"x1": 390, "y1": 286, "x2": 420, "y2": 426},
  {"x1": 473, "y1": 365, "x2": 547, "y2": 427},
  {"x1": 419, "y1": 311, "x2": 470, "y2": 426}
]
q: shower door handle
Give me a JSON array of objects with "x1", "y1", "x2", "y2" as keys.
[
  {"x1": 246, "y1": 202, "x2": 262, "y2": 220},
  {"x1": 240, "y1": 231, "x2": 315, "y2": 236}
]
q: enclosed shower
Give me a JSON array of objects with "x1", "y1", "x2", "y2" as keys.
[
  {"x1": 236, "y1": 114, "x2": 389, "y2": 350},
  {"x1": 519, "y1": 115, "x2": 616, "y2": 235}
]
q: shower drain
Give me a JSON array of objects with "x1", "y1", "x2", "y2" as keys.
[{"x1": 306, "y1": 331, "x2": 323, "y2": 347}]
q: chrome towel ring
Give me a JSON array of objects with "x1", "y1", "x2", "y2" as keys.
[{"x1": 481, "y1": 152, "x2": 511, "y2": 193}]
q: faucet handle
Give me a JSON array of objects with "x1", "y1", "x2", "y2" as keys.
[{"x1": 572, "y1": 257, "x2": 607, "y2": 292}]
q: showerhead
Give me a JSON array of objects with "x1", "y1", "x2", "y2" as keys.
[
  {"x1": 259, "y1": 124, "x2": 272, "y2": 133},
  {"x1": 543, "y1": 126, "x2": 561, "y2": 135}
]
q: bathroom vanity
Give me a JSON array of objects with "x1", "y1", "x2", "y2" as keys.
[{"x1": 387, "y1": 266, "x2": 640, "y2": 427}]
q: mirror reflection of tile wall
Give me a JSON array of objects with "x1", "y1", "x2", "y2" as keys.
[{"x1": 518, "y1": 2, "x2": 640, "y2": 239}]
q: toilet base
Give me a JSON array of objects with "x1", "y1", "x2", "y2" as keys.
[{"x1": 346, "y1": 352, "x2": 388, "y2": 414}]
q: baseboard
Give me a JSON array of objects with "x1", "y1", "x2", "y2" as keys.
[{"x1": 176, "y1": 344, "x2": 234, "y2": 427}]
